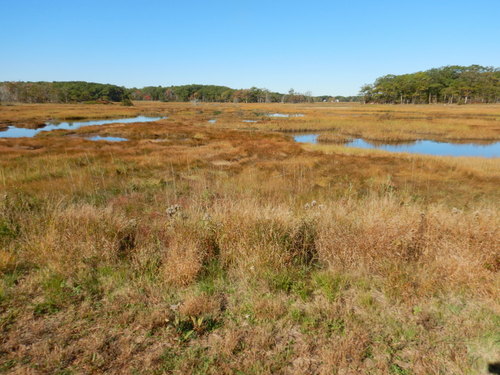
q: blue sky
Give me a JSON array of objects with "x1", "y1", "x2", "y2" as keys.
[{"x1": 1, "y1": 0, "x2": 499, "y2": 95}]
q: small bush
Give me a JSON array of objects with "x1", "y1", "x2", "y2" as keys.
[{"x1": 121, "y1": 97, "x2": 133, "y2": 106}]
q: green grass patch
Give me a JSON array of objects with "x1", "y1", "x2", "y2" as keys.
[
  {"x1": 312, "y1": 271, "x2": 350, "y2": 301},
  {"x1": 266, "y1": 267, "x2": 313, "y2": 300}
]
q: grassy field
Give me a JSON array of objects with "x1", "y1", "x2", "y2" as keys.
[
  {"x1": 2, "y1": 102, "x2": 500, "y2": 142},
  {"x1": 0, "y1": 102, "x2": 499, "y2": 374}
]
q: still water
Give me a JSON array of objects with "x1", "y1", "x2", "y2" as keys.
[
  {"x1": 86, "y1": 136, "x2": 128, "y2": 142},
  {"x1": 0, "y1": 116, "x2": 165, "y2": 138},
  {"x1": 293, "y1": 134, "x2": 500, "y2": 158}
]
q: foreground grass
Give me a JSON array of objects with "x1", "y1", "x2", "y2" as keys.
[{"x1": 0, "y1": 103, "x2": 499, "y2": 374}]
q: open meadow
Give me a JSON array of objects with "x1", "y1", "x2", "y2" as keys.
[{"x1": 0, "y1": 102, "x2": 499, "y2": 374}]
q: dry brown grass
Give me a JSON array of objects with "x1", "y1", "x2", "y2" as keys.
[
  {"x1": 162, "y1": 227, "x2": 206, "y2": 287},
  {"x1": 0, "y1": 102, "x2": 498, "y2": 374},
  {"x1": 2, "y1": 101, "x2": 500, "y2": 142},
  {"x1": 183, "y1": 102, "x2": 500, "y2": 142},
  {"x1": 316, "y1": 133, "x2": 352, "y2": 143}
]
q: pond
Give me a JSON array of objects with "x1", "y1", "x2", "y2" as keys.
[
  {"x1": 0, "y1": 116, "x2": 165, "y2": 139},
  {"x1": 293, "y1": 134, "x2": 500, "y2": 158},
  {"x1": 86, "y1": 136, "x2": 128, "y2": 142}
]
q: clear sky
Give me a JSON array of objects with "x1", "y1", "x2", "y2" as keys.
[{"x1": 1, "y1": 0, "x2": 499, "y2": 96}]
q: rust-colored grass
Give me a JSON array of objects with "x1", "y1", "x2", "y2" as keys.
[
  {"x1": 0, "y1": 102, "x2": 498, "y2": 374},
  {"x1": 2, "y1": 101, "x2": 500, "y2": 142}
]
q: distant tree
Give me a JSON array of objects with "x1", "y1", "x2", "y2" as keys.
[
  {"x1": 121, "y1": 96, "x2": 133, "y2": 106},
  {"x1": 360, "y1": 84, "x2": 373, "y2": 103},
  {"x1": 361, "y1": 65, "x2": 499, "y2": 104}
]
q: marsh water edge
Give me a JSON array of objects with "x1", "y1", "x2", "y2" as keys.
[
  {"x1": 293, "y1": 133, "x2": 500, "y2": 157},
  {"x1": 0, "y1": 115, "x2": 165, "y2": 138}
]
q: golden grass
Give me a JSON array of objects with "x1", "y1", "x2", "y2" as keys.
[
  {"x1": 316, "y1": 133, "x2": 353, "y2": 143},
  {"x1": 0, "y1": 102, "x2": 499, "y2": 374},
  {"x1": 225, "y1": 103, "x2": 490, "y2": 143},
  {"x1": 2, "y1": 101, "x2": 500, "y2": 142}
]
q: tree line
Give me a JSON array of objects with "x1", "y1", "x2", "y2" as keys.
[
  {"x1": 129, "y1": 85, "x2": 360, "y2": 103},
  {"x1": 0, "y1": 81, "x2": 361, "y2": 104},
  {"x1": 0, "y1": 81, "x2": 128, "y2": 103},
  {"x1": 361, "y1": 65, "x2": 499, "y2": 104},
  {"x1": 2, "y1": 66, "x2": 499, "y2": 105}
]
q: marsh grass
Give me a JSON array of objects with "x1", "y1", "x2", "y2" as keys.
[
  {"x1": 0, "y1": 102, "x2": 498, "y2": 374},
  {"x1": 317, "y1": 133, "x2": 353, "y2": 144},
  {"x1": 208, "y1": 102, "x2": 500, "y2": 143}
]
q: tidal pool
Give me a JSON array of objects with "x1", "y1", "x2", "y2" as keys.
[
  {"x1": 293, "y1": 134, "x2": 500, "y2": 158},
  {"x1": 294, "y1": 134, "x2": 319, "y2": 143},
  {"x1": 0, "y1": 116, "x2": 165, "y2": 138},
  {"x1": 86, "y1": 136, "x2": 128, "y2": 142}
]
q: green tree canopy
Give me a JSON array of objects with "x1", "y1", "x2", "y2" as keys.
[{"x1": 361, "y1": 65, "x2": 499, "y2": 104}]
